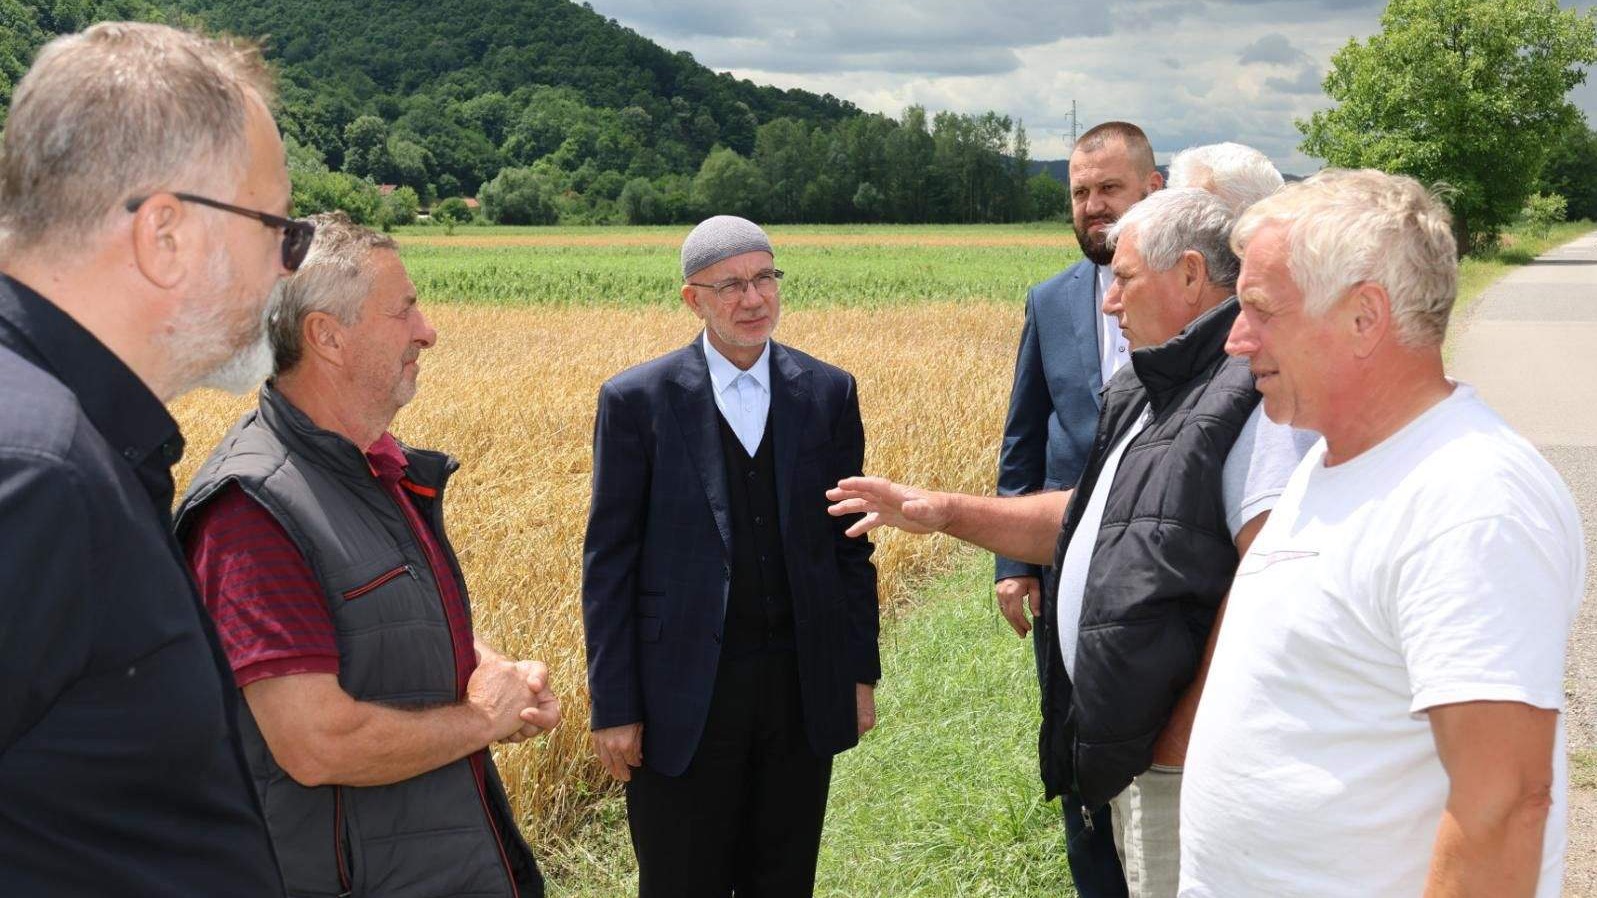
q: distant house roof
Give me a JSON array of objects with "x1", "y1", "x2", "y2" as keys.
[
  {"x1": 378, "y1": 184, "x2": 398, "y2": 196},
  {"x1": 463, "y1": 197, "x2": 480, "y2": 209}
]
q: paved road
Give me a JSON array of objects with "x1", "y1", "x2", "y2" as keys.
[{"x1": 1450, "y1": 230, "x2": 1597, "y2": 896}]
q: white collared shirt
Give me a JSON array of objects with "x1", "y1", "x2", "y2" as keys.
[
  {"x1": 703, "y1": 333, "x2": 771, "y2": 456},
  {"x1": 1097, "y1": 264, "x2": 1131, "y2": 384}
]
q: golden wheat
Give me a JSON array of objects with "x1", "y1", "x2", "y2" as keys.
[{"x1": 169, "y1": 299, "x2": 1020, "y2": 847}]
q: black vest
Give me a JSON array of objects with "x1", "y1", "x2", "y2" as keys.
[
  {"x1": 175, "y1": 385, "x2": 543, "y2": 898},
  {"x1": 1038, "y1": 298, "x2": 1260, "y2": 809},
  {"x1": 718, "y1": 413, "x2": 797, "y2": 656}
]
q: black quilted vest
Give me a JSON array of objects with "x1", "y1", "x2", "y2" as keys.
[
  {"x1": 176, "y1": 384, "x2": 542, "y2": 898},
  {"x1": 1038, "y1": 298, "x2": 1259, "y2": 810}
]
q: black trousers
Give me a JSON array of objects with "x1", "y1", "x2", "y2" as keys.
[{"x1": 625, "y1": 649, "x2": 833, "y2": 898}]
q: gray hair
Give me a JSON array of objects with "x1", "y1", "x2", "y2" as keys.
[
  {"x1": 267, "y1": 212, "x2": 398, "y2": 374},
  {"x1": 0, "y1": 22, "x2": 275, "y2": 256},
  {"x1": 1107, "y1": 188, "x2": 1239, "y2": 290},
  {"x1": 1167, "y1": 142, "x2": 1284, "y2": 217},
  {"x1": 1232, "y1": 169, "x2": 1457, "y2": 348}
]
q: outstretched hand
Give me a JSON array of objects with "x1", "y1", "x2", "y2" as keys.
[{"x1": 826, "y1": 476, "x2": 952, "y2": 538}]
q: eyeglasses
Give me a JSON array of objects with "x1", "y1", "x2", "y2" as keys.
[
  {"x1": 123, "y1": 192, "x2": 317, "y2": 272},
  {"x1": 687, "y1": 268, "x2": 784, "y2": 301}
]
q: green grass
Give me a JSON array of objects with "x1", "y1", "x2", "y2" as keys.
[
  {"x1": 543, "y1": 552, "x2": 1074, "y2": 897},
  {"x1": 1574, "y1": 749, "x2": 1597, "y2": 792},
  {"x1": 391, "y1": 223, "x2": 1076, "y2": 309}
]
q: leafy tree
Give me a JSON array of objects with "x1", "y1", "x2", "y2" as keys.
[
  {"x1": 692, "y1": 146, "x2": 766, "y2": 219},
  {"x1": 852, "y1": 181, "x2": 884, "y2": 221},
  {"x1": 1517, "y1": 191, "x2": 1567, "y2": 237},
  {"x1": 342, "y1": 114, "x2": 391, "y2": 180},
  {"x1": 292, "y1": 170, "x2": 381, "y2": 223},
  {"x1": 1028, "y1": 171, "x2": 1069, "y2": 221},
  {"x1": 378, "y1": 185, "x2": 420, "y2": 229},
  {"x1": 433, "y1": 196, "x2": 473, "y2": 234},
  {"x1": 618, "y1": 177, "x2": 660, "y2": 224},
  {"x1": 479, "y1": 165, "x2": 559, "y2": 225},
  {"x1": 754, "y1": 118, "x2": 818, "y2": 223},
  {"x1": 1298, "y1": 0, "x2": 1597, "y2": 251},
  {"x1": 1536, "y1": 117, "x2": 1597, "y2": 220}
]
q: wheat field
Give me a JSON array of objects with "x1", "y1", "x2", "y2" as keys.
[{"x1": 169, "y1": 297, "x2": 1026, "y2": 847}]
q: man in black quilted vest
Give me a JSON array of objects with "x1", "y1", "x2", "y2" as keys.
[
  {"x1": 176, "y1": 213, "x2": 560, "y2": 898},
  {"x1": 828, "y1": 188, "x2": 1313, "y2": 898}
]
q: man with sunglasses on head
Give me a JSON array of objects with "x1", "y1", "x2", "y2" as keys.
[
  {"x1": 176, "y1": 213, "x2": 558, "y2": 898},
  {"x1": 0, "y1": 22, "x2": 299, "y2": 896},
  {"x1": 582, "y1": 215, "x2": 880, "y2": 897}
]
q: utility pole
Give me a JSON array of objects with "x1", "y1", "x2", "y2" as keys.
[{"x1": 1070, "y1": 99, "x2": 1079, "y2": 147}]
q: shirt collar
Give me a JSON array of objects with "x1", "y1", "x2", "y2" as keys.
[
  {"x1": 366, "y1": 431, "x2": 408, "y2": 485},
  {"x1": 0, "y1": 273, "x2": 183, "y2": 470},
  {"x1": 702, "y1": 331, "x2": 771, "y2": 396}
]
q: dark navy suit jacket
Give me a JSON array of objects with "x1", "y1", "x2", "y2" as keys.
[
  {"x1": 995, "y1": 259, "x2": 1107, "y2": 582},
  {"x1": 582, "y1": 337, "x2": 879, "y2": 777}
]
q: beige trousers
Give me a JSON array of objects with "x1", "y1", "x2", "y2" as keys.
[{"x1": 1108, "y1": 765, "x2": 1183, "y2": 898}]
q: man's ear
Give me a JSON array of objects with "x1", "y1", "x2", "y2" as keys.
[
  {"x1": 1348, "y1": 281, "x2": 1393, "y2": 359},
  {"x1": 681, "y1": 283, "x2": 704, "y2": 319},
  {"x1": 128, "y1": 195, "x2": 189, "y2": 289},
  {"x1": 301, "y1": 310, "x2": 346, "y2": 367},
  {"x1": 1182, "y1": 249, "x2": 1206, "y2": 299}
]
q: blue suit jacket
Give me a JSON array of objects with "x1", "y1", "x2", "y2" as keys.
[
  {"x1": 582, "y1": 337, "x2": 879, "y2": 777},
  {"x1": 995, "y1": 259, "x2": 1107, "y2": 582}
]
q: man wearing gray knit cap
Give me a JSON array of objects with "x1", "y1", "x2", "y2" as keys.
[{"x1": 582, "y1": 215, "x2": 881, "y2": 897}]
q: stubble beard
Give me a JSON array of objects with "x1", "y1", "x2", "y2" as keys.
[{"x1": 165, "y1": 246, "x2": 276, "y2": 397}]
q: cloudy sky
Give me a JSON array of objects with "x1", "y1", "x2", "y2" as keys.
[{"x1": 587, "y1": 0, "x2": 1597, "y2": 175}]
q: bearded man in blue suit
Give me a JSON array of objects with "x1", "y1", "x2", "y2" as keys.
[
  {"x1": 995, "y1": 121, "x2": 1162, "y2": 898},
  {"x1": 582, "y1": 216, "x2": 879, "y2": 898}
]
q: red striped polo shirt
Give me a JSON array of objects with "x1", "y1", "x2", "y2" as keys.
[{"x1": 185, "y1": 433, "x2": 477, "y2": 695}]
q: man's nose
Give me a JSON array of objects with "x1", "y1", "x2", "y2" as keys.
[
  {"x1": 1102, "y1": 279, "x2": 1122, "y2": 315},
  {"x1": 1226, "y1": 312, "x2": 1258, "y2": 358},
  {"x1": 414, "y1": 307, "x2": 438, "y2": 348}
]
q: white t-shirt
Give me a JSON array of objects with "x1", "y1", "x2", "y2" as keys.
[
  {"x1": 1180, "y1": 384, "x2": 1584, "y2": 898},
  {"x1": 1056, "y1": 403, "x2": 1314, "y2": 676}
]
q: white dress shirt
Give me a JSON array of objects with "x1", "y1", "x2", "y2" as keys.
[
  {"x1": 1097, "y1": 265, "x2": 1131, "y2": 384},
  {"x1": 703, "y1": 333, "x2": 771, "y2": 456}
]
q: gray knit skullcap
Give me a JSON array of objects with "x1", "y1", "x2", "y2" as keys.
[{"x1": 681, "y1": 215, "x2": 774, "y2": 279}]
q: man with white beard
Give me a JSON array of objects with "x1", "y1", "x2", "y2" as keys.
[{"x1": 0, "y1": 22, "x2": 303, "y2": 895}]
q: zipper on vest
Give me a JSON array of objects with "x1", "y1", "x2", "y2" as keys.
[
  {"x1": 473, "y1": 765, "x2": 519, "y2": 898},
  {"x1": 334, "y1": 786, "x2": 352, "y2": 896},
  {"x1": 341, "y1": 564, "x2": 417, "y2": 600}
]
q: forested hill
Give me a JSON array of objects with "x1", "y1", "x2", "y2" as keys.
[
  {"x1": 171, "y1": 0, "x2": 856, "y2": 178},
  {"x1": 2, "y1": 0, "x2": 1067, "y2": 225}
]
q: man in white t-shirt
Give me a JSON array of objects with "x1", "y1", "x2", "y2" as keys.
[
  {"x1": 828, "y1": 188, "x2": 1313, "y2": 898},
  {"x1": 1181, "y1": 169, "x2": 1584, "y2": 897}
]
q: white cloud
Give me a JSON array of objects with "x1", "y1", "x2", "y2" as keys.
[{"x1": 588, "y1": 0, "x2": 1597, "y2": 175}]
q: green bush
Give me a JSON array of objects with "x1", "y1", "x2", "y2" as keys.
[{"x1": 1518, "y1": 192, "x2": 1569, "y2": 239}]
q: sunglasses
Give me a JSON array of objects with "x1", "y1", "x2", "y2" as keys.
[{"x1": 123, "y1": 192, "x2": 316, "y2": 271}]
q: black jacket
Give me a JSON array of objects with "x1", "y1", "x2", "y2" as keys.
[{"x1": 1039, "y1": 298, "x2": 1260, "y2": 809}]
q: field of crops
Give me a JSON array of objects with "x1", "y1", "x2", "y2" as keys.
[
  {"x1": 393, "y1": 222, "x2": 1069, "y2": 308},
  {"x1": 168, "y1": 224, "x2": 1081, "y2": 854}
]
